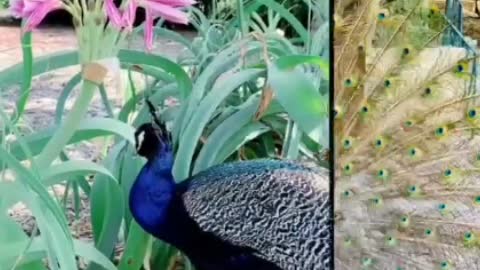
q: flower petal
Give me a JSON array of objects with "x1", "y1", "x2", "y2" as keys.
[
  {"x1": 144, "y1": 1, "x2": 189, "y2": 24},
  {"x1": 22, "y1": 0, "x2": 41, "y2": 15},
  {"x1": 23, "y1": 0, "x2": 61, "y2": 32},
  {"x1": 9, "y1": 0, "x2": 25, "y2": 18},
  {"x1": 122, "y1": 0, "x2": 137, "y2": 31},
  {"x1": 149, "y1": 0, "x2": 196, "y2": 8},
  {"x1": 144, "y1": 8, "x2": 154, "y2": 51},
  {"x1": 105, "y1": 0, "x2": 123, "y2": 28}
]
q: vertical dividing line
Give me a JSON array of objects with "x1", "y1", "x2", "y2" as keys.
[{"x1": 328, "y1": 0, "x2": 335, "y2": 268}]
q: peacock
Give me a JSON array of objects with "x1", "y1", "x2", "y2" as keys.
[
  {"x1": 334, "y1": 0, "x2": 480, "y2": 269},
  {"x1": 129, "y1": 100, "x2": 331, "y2": 270}
]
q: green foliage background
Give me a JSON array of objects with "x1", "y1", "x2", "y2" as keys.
[{"x1": 0, "y1": 0, "x2": 329, "y2": 269}]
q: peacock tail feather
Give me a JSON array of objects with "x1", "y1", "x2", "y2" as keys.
[{"x1": 334, "y1": 0, "x2": 480, "y2": 269}]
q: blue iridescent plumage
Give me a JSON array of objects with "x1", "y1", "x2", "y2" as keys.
[{"x1": 129, "y1": 106, "x2": 330, "y2": 270}]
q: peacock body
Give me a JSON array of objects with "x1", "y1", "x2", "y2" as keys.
[
  {"x1": 129, "y1": 122, "x2": 331, "y2": 270},
  {"x1": 334, "y1": 0, "x2": 480, "y2": 269}
]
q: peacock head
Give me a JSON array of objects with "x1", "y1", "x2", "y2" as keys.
[{"x1": 134, "y1": 99, "x2": 172, "y2": 161}]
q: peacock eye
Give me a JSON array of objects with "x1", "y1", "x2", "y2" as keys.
[
  {"x1": 402, "y1": 47, "x2": 410, "y2": 55},
  {"x1": 378, "y1": 13, "x2": 386, "y2": 20},
  {"x1": 438, "y1": 203, "x2": 447, "y2": 210},
  {"x1": 474, "y1": 196, "x2": 480, "y2": 204},
  {"x1": 384, "y1": 79, "x2": 391, "y2": 88},
  {"x1": 385, "y1": 235, "x2": 396, "y2": 246},
  {"x1": 376, "y1": 169, "x2": 389, "y2": 180},
  {"x1": 407, "y1": 185, "x2": 421, "y2": 196},
  {"x1": 440, "y1": 261, "x2": 450, "y2": 270},
  {"x1": 404, "y1": 120, "x2": 414, "y2": 127},
  {"x1": 361, "y1": 106, "x2": 369, "y2": 113},
  {"x1": 424, "y1": 228, "x2": 433, "y2": 236},
  {"x1": 343, "y1": 163, "x2": 353, "y2": 175},
  {"x1": 370, "y1": 196, "x2": 383, "y2": 206},
  {"x1": 435, "y1": 127, "x2": 445, "y2": 136},
  {"x1": 343, "y1": 189, "x2": 354, "y2": 198},
  {"x1": 469, "y1": 109, "x2": 477, "y2": 118},
  {"x1": 343, "y1": 138, "x2": 353, "y2": 149},
  {"x1": 464, "y1": 231, "x2": 474, "y2": 241},
  {"x1": 409, "y1": 148, "x2": 417, "y2": 156},
  {"x1": 457, "y1": 64, "x2": 464, "y2": 72},
  {"x1": 398, "y1": 215, "x2": 410, "y2": 227},
  {"x1": 444, "y1": 168, "x2": 452, "y2": 177},
  {"x1": 424, "y1": 87, "x2": 432, "y2": 95},
  {"x1": 344, "y1": 78, "x2": 353, "y2": 87}
]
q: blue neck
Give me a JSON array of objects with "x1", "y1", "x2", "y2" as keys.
[{"x1": 129, "y1": 145, "x2": 176, "y2": 234}]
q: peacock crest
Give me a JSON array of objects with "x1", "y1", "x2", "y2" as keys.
[{"x1": 334, "y1": 0, "x2": 480, "y2": 268}]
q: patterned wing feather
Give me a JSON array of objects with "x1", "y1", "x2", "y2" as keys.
[{"x1": 181, "y1": 160, "x2": 330, "y2": 270}]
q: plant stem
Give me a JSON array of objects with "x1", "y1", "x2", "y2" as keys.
[
  {"x1": 35, "y1": 80, "x2": 97, "y2": 168},
  {"x1": 237, "y1": 0, "x2": 247, "y2": 37}
]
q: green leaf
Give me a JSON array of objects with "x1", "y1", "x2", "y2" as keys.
[
  {"x1": 10, "y1": 30, "x2": 33, "y2": 123},
  {"x1": 275, "y1": 55, "x2": 329, "y2": 78},
  {"x1": 7, "y1": 117, "x2": 135, "y2": 163},
  {"x1": 173, "y1": 69, "x2": 264, "y2": 180},
  {"x1": 0, "y1": 51, "x2": 78, "y2": 90},
  {"x1": 0, "y1": 147, "x2": 71, "y2": 240},
  {"x1": 238, "y1": 0, "x2": 309, "y2": 43},
  {"x1": 40, "y1": 160, "x2": 117, "y2": 186},
  {"x1": 0, "y1": 208, "x2": 46, "y2": 269},
  {"x1": 268, "y1": 59, "x2": 328, "y2": 146},
  {"x1": 74, "y1": 240, "x2": 118, "y2": 270},
  {"x1": 177, "y1": 39, "x2": 283, "y2": 141},
  {"x1": 215, "y1": 122, "x2": 271, "y2": 163},
  {"x1": 88, "y1": 177, "x2": 124, "y2": 270},
  {"x1": 0, "y1": 49, "x2": 192, "y2": 103},
  {"x1": 55, "y1": 73, "x2": 82, "y2": 123},
  {"x1": 282, "y1": 121, "x2": 301, "y2": 159},
  {"x1": 89, "y1": 143, "x2": 125, "y2": 270},
  {"x1": 118, "y1": 221, "x2": 150, "y2": 270},
  {"x1": 118, "y1": 50, "x2": 192, "y2": 100},
  {"x1": 0, "y1": 237, "x2": 117, "y2": 270},
  {"x1": 150, "y1": 241, "x2": 178, "y2": 270},
  {"x1": 194, "y1": 95, "x2": 260, "y2": 173},
  {"x1": 118, "y1": 146, "x2": 145, "y2": 230}
]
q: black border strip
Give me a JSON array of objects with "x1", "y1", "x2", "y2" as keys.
[{"x1": 328, "y1": 0, "x2": 335, "y2": 268}]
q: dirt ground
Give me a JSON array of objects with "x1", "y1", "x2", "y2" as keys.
[{"x1": 0, "y1": 25, "x2": 194, "y2": 267}]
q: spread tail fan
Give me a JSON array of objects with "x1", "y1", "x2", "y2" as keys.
[{"x1": 334, "y1": 0, "x2": 480, "y2": 269}]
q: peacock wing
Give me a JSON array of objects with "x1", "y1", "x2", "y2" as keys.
[{"x1": 180, "y1": 159, "x2": 330, "y2": 270}]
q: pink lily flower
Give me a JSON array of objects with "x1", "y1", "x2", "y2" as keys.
[
  {"x1": 105, "y1": 0, "x2": 123, "y2": 29},
  {"x1": 9, "y1": 0, "x2": 63, "y2": 33},
  {"x1": 105, "y1": 0, "x2": 137, "y2": 31},
  {"x1": 142, "y1": 0, "x2": 195, "y2": 50},
  {"x1": 105, "y1": 0, "x2": 195, "y2": 50},
  {"x1": 121, "y1": 0, "x2": 137, "y2": 31}
]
